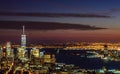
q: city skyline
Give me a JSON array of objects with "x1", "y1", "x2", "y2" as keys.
[{"x1": 0, "y1": 0, "x2": 120, "y2": 43}]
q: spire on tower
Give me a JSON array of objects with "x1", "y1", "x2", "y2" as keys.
[{"x1": 23, "y1": 25, "x2": 25, "y2": 35}]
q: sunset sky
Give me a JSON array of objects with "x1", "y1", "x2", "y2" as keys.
[{"x1": 0, "y1": 0, "x2": 120, "y2": 44}]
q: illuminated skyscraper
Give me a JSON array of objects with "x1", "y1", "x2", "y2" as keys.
[
  {"x1": 21, "y1": 26, "x2": 26, "y2": 50},
  {"x1": 17, "y1": 48, "x2": 25, "y2": 59},
  {"x1": 0, "y1": 46, "x2": 2, "y2": 59},
  {"x1": 104, "y1": 44, "x2": 108, "y2": 57},
  {"x1": 6, "y1": 42, "x2": 11, "y2": 57},
  {"x1": 31, "y1": 48, "x2": 40, "y2": 58},
  {"x1": 6, "y1": 42, "x2": 14, "y2": 66}
]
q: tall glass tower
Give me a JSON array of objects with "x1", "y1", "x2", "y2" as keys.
[
  {"x1": 6, "y1": 42, "x2": 11, "y2": 57},
  {"x1": 21, "y1": 26, "x2": 26, "y2": 50}
]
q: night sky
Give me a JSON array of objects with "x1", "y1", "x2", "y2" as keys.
[{"x1": 0, "y1": 0, "x2": 120, "y2": 44}]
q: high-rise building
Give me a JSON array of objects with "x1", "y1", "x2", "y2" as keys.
[
  {"x1": 0, "y1": 46, "x2": 2, "y2": 59},
  {"x1": 17, "y1": 48, "x2": 25, "y2": 59},
  {"x1": 104, "y1": 45, "x2": 108, "y2": 57},
  {"x1": 6, "y1": 42, "x2": 11, "y2": 57},
  {"x1": 0, "y1": 51, "x2": 8, "y2": 70},
  {"x1": 43, "y1": 54, "x2": 56, "y2": 64},
  {"x1": 21, "y1": 26, "x2": 26, "y2": 50},
  {"x1": 31, "y1": 48, "x2": 40, "y2": 58},
  {"x1": 6, "y1": 42, "x2": 14, "y2": 66}
]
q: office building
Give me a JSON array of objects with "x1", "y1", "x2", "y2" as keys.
[{"x1": 21, "y1": 26, "x2": 26, "y2": 50}]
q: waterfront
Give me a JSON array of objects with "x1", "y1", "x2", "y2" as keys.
[{"x1": 43, "y1": 49, "x2": 120, "y2": 70}]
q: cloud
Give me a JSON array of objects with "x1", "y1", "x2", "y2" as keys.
[
  {"x1": 0, "y1": 20, "x2": 107, "y2": 30},
  {"x1": 0, "y1": 12, "x2": 111, "y2": 18},
  {"x1": 98, "y1": 8, "x2": 120, "y2": 15},
  {"x1": 107, "y1": 8, "x2": 120, "y2": 14}
]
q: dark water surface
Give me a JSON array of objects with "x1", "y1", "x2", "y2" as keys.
[{"x1": 14, "y1": 48, "x2": 120, "y2": 70}]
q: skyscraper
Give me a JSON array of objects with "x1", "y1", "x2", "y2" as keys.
[
  {"x1": 6, "y1": 42, "x2": 11, "y2": 57},
  {"x1": 18, "y1": 26, "x2": 27, "y2": 60},
  {"x1": 0, "y1": 46, "x2": 2, "y2": 59},
  {"x1": 104, "y1": 45, "x2": 108, "y2": 57},
  {"x1": 6, "y1": 42, "x2": 14, "y2": 66},
  {"x1": 21, "y1": 26, "x2": 26, "y2": 50}
]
